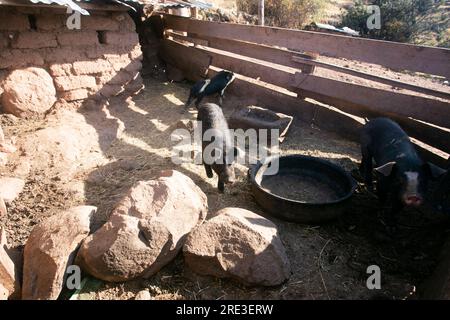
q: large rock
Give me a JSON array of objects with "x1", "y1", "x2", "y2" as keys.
[
  {"x1": 22, "y1": 206, "x2": 96, "y2": 300},
  {"x1": 75, "y1": 170, "x2": 208, "y2": 282},
  {"x1": 0, "y1": 177, "x2": 25, "y2": 203},
  {"x1": 1, "y1": 67, "x2": 56, "y2": 118},
  {"x1": 0, "y1": 284, "x2": 8, "y2": 300},
  {"x1": 21, "y1": 107, "x2": 121, "y2": 182},
  {"x1": 0, "y1": 228, "x2": 20, "y2": 299},
  {"x1": 183, "y1": 207, "x2": 291, "y2": 286},
  {"x1": 0, "y1": 124, "x2": 4, "y2": 144}
]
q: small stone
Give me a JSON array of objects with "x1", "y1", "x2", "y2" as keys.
[
  {"x1": 0, "y1": 177, "x2": 25, "y2": 203},
  {"x1": 135, "y1": 290, "x2": 151, "y2": 300}
]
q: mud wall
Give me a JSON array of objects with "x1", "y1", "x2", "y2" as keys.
[{"x1": 0, "y1": 6, "x2": 144, "y2": 116}]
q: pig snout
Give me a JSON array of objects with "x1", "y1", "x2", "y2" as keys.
[
  {"x1": 402, "y1": 171, "x2": 424, "y2": 207},
  {"x1": 403, "y1": 194, "x2": 423, "y2": 207}
]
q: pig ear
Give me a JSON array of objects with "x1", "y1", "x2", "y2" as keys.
[
  {"x1": 425, "y1": 162, "x2": 447, "y2": 179},
  {"x1": 374, "y1": 161, "x2": 397, "y2": 176}
]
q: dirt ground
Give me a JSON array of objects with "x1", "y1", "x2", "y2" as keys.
[{"x1": 1, "y1": 76, "x2": 449, "y2": 300}]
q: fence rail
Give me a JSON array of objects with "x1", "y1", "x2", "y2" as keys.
[{"x1": 163, "y1": 14, "x2": 450, "y2": 78}]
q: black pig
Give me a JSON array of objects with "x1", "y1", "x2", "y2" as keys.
[
  {"x1": 360, "y1": 117, "x2": 446, "y2": 228},
  {"x1": 185, "y1": 71, "x2": 235, "y2": 111},
  {"x1": 197, "y1": 103, "x2": 238, "y2": 192}
]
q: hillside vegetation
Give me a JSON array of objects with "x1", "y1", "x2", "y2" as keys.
[{"x1": 210, "y1": 0, "x2": 449, "y2": 48}]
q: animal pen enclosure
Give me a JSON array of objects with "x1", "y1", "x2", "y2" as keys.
[
  {"x1": 2, "y1": 4, "x2": 450, "y2": 301},
  {"x1": 156, "y1": 13, "x2": 450, "y2": 168}
]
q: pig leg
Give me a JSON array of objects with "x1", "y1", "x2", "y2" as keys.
[
  {"x1": 379, "y1": 185, "x2": 402, "y2": 235},
  {"x1": 360, "y1": 147, "x2": 373, "y2": 190},
  {"x1": 185, "y1": 92, "x2": 194, "y2": 107},
  {"x1": 182, "y1": 93, "x2": 195, "y2": 113},
  {"x1": 195, "y1": 95, "x2": 205, "y2": 108},
  {"x1": 204, "y1": 164, "x2": 213, "y2": 178},
  {"x1": 218, "y1": 89, "x2": 225, "y2": 106},
  {"x1": 218, "y1": 179, "x2": 225, "y2": 193}
]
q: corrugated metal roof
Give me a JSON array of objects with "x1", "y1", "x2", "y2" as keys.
[
  {"x1": 4, "y1": 0, "x2": 212, "y2": 15},
  {"x1": 144, "y1": 0, "x2": 212, "y2": 9},
  {"x1": 27, "y1": 0, "x2": 142, "y2": 15},
  {"x1": 29, "y1": 0, "x2": 89, "y2": 14}
]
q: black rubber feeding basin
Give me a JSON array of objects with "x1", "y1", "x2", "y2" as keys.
[{"x1": 249, "y1": 155, "x2": 357, "y2": 224}]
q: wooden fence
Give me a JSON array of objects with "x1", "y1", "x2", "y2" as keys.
[{"x1": 153, "y1": 13, "x2": 450, "y2": 167}]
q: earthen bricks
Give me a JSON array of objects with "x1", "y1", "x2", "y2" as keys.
[
  {"x1": 0, "y1": 49, "x2": 44, "y2": 69},
  {"x1": 36, "y1": 14, "x2": 65, "y2": 31},
  {"x1": 12, "y1": 32, "x2": 58, "y2": 49},
  {"x1": 57, "y1": 31, "x2": 98, "y2": 47},
  {"x1": 49, "y1": 63, "x2": 73, "y2": 77},
  {"x1": 0, "y1": 9, "x2": 143, "y2": 106},
  {"x1": 81, "y1": 15, "x2": 119, "y2": 31},
  {"x1": 60, "y1": 89, "x2": 89, "y2": 101},
  {"x1": 103, "y1": 32, "x2": 139, "y2": 46},
  {"x1": 72, "y1": 59, "x2": 111, "y2": 75},
  {"x1": 0, "y1": 12, "x2": 29, "y2": 31},
  {"x1": 54, "y1": 75, "x2": 96, "y2": 91}
]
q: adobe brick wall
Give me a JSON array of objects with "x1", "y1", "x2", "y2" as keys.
[{"x1": 0, "y1": 6, "x2": 144, "y2": 110}]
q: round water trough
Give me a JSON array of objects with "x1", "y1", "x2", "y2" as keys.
[{"x1": 249, "y1": 154, "x2": 357, "y2": 224}]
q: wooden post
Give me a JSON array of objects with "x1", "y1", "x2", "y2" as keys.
[
  {"x1": 190, "y1": 7, "x2": 198, "y2": 19},
  {"x1": 258, "y1": 0, "x2": 264, "y2": 26}
]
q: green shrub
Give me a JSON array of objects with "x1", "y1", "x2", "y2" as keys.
[
  {"x1": 236, "y1": 0, "x2": 326, "y2": 29},
  {"x1": 341, "y1": 0, "x2": 422, "y2": 42}
]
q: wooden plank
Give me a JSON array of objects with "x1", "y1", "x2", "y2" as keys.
[
  {"x1": 162, "y1": 14, "x2": 450, "y2": 78},
  {"x1": 166, "y1": 31, "x2": 209, "y2": 47},
  {"x1": 196, "y1": 45, "x2": 294, "y2": 89},
  {"x1": 291, "y1": 56, "x2": 450, "y2": 100},
  {"x1": 159, "y1": 39, "x2": 211, "y2": 81},
  {"x1": 293, "y1": 72, "x2": 450, "y2": 129},
  {"x1": 188, "y1": 33, "x2": 315, "y2": 73},
  {"x1": 393, "y1": 118, "x2": 450, "y2": 153}
]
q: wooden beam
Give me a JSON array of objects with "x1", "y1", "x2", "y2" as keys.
[
  {"x1": 166, "y1": 31, "x2": 209, "y2": 47},
  {"x1": 293, "y1": 72, "x2": 450, "y2": 129},
  {"x1": 187, "y1": 33, "x2": 315, "y2": 73},
  {"x1": 291, "y1": 56, "x2": 450, "y2": 100},
  {"x1": 159, "y1": 39, "x2": 211, "y2": 81},
  {"x1": 162, "y1": 14, "x2": 450, "y2": 78},
  {"x1": 195, "y1": 44, "x2": 295, "y2": 89}
]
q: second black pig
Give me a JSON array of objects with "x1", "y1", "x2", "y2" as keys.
[
  {"x1": 185, "y1": 71, "x2": 235, "y2": 111},
  {"x1": 197, "y1": 103, "x2": 238, "y2": 192},
  {"x1": 360, "y1": 117, "x2": 446, "y2": 227}
]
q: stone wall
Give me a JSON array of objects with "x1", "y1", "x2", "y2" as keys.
[{"x1": 0, "y1": 6, "x2": 144, "y2": 118}]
